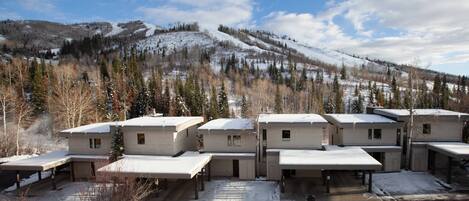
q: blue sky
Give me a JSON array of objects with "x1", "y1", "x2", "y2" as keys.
[{"x1": 1, "y1": 0, "x2": 468, "y2": 76}]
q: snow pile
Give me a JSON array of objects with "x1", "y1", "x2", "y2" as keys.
[
  {"x1": 258, "y1": 113, "x2": 328, "y2": 124},
  {"x1": 105, "y1": 22, "x2": 124, "y2": 37},
  {"x1": 198, "y1": 118, "x2": 254, "y2": 130},
  {"x1": 135, "y1": 31, "x2": 215, "y2": 53},
  {"x1": 373, "y1": 171, "x2": 448, "y2": 195}
]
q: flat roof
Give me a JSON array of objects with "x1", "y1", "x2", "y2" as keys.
[
  {"x1": 374, "y1": 109, "x2": 469, "y2": 121},
  {"x1": 198, "y1": 118, "x2": 254, "y2": 131},
  {"x1": 60, "y1": 122, "x2": 119, "y2": 134},
  {"x1": 119, "y1": 116, "x2": 204, "y2": 128},
  {"x1": 427, "y1": 142, "x2": 469, "y2": 159},
  {"x1": 0, "y1": 151, "x2": 70, "y2": 171},
  {"x1": 203, "y1": 152, "x2": 256, "y2": 160},
  {"x1": 258, "y1": 114, "x2": 328, "y2": 124},
  {"x1": 349, "y1": 145, "x2": 402, "y2": 153},
  {"x1": 97, "y1": 152, "x2": 211, "y2": 179},
  {"x1": 323, "y1": 114, "x2": 397, "y2": 127},
  {"x1": 279, "y1": 146, "x2": 382, "y2": 170}
]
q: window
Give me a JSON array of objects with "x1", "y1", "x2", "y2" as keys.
[
  {"x1": 373, "y1": 129, "x2": 382, "y2": 139},
  {"x1": 89, "y1": 138, "x2": 101, "y2": 149},
  {"x1": 227, "y1": 135, "x2": 232, "y2": 146},
  {"x1": 233, "y1": 135, "x2": 241, "y2": 146},
  {"x1": 137, "y1": 133, "x2": 145, "y2": 144},
  {"x1": 262, "y1": 129, "x2": 267, "y2": 141},
  {"x1": 94, "y1": 138, "x2": 101, "y2": 149},
  {"x1": 423, "y1": 124, "x2": 431, "y2": 134},
  {"x1": 282, "y1": 130, "x2": 291, "y2": 141},
  {"x1": 186, "y1": 129, "x2": 189, "y2": 137},
  {"x1": 368, "y1": 129, "x2": 372, "y2": 140}
]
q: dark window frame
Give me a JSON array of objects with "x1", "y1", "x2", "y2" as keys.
[
  {"x1": 282, "y1": 130, "x2": 291, "y2": 141},
  {"x1": 373, "y1": 129, "x2": 382, "y2": 139},
  {"x1": 423, "y1": 124, "x2": 431, "y2": 134},
  {"x1": 137, "y1": 133, "x2": 145, "y2": 145}
]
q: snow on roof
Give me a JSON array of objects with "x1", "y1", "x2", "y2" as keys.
[
  {"x1": 97, "y1": 152, "x2": 211, "y2": 179},
  {"x1": 0, "y1": 154, "x2": 37, "y2": 164},
  {"x1": 374, "y1": 109, "x2": 469, "y2": 118},
  {"x1": 279, "y1": 146, "x2": 382, "y2": 170},
  {"x1": 0, "y1": 150, "x2": 70, "y2": 171},
  {"x1": 120, "y1": 116, "x2": 203, "y2": 127},
  {"x1": 428, "y1": 142, "x2": 469, "y2": 159},
  {"x1": 198, "y1": 118, "x2": 253, "y2": 130},
  {"x1": 258, "y1": 114, "x2": 328, "y2": 124},
  {"x1": 61, "y1": 122, "x2": 119, "y2": 134},
  {"x1": 324, "y1": 114, "x2": 397, "y2": 125}
]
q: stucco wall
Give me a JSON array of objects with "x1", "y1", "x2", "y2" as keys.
[
  {"x1": 203, "y1": 132, "x2": 256, "y2": 152},
  {"x1": 384, "y1": 152, "x2": 401, "y2": 172},
  {"x1": 260, "y1": 124, "x2": 325, "y2": 149},
  {"x1": 411, "y1": 145, "x2": 428, "y2": 171},
  {"x1": 331, "y1": 126, "x2": 398, "y2": 146},
  {"x1": 266, "y1": 152, "x2": 281, "y2": 180},
  {"x1": 210, "y1": 159, "x2": 233, "y2": 176},
  {"x1": 68, "y1": 135, "x2": 112, "y2": 155},
  {"x1": 411, "y1": 120, "x2": 463, "y2": 142},
  {"x1": 239, "y1": 159, "x2": 255, "y2": 180},
  {"x1": 123, "y1": 127, "x2": 175, "y2": 155}
]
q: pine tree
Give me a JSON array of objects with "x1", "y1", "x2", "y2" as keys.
[
  {"x1": 432, "y1": 74, "x2": 441, "y2": 108},
  {"x1": 217, "y1": 82, "x2": 229, "y2": 118},
  {"x1": 441, "y1": 75, "x2": 449, "y2": 109},
  {"x1": 162, "y1": 80, "x2": 171, "y2": 115},
  {"x1": 209, "y1": 85, "x2": 218, "y2": 120},
  {"x1": 391, "y1": 76, "x2": 400, "y2": 108},
  {"x1": 110, "y1": 126, "x2": 124, "y2": 161},
  {"x1": 333, "y1": 74, "x2": 343, "y2": 113},
  {"x1": 340, "y1": 65, "x2": 347, "y2": 80},
  {"x1": 274, "y1": 84, "x2": 283, "y2": 113},
  {"x1": 149, "y1": 70, "x2": 163, "y2": 113},
  {"x1": 129, "y1": 86, "x2": 149, "y2": 118},
  {"x1": 240, "y1": 94, "x2": 250, "y2": 118},
  {"x1": 30, "y1": 60, "x2": 47, "y2": 115}
]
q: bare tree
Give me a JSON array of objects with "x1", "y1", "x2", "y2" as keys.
[{"x1": 13, "y1": 96, "x2": 33, "y2": 155}]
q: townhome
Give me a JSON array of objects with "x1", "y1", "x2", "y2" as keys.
[
  {"x1": 323, "y1": 114, "x2": 402, "y2": 171},
  {"x1": 374, "y1": 109, "x2": 469, "y2": 183},
  {"x1": 198, "y1": 118, "x2": 256, "y2": 179}
]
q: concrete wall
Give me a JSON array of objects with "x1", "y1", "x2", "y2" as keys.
[
  {"x1": 68, "y1": 135, "x2": 112, "y2": 155},
  {"x1": 330, "y1": 125, "x2": 398, "y2": 146},
  {"x1": 411, "y1": 144, "x2": 428, "y2": 171},
  {"x1": 266, "y1": 152, "x2": 281, "y2": 180},
  {"x1": 73, "y1": 160, "x2": 109, "y2": 179},
  {"x1": 203, "y1": 131, "x2": 256, "y2": 152},
  {"x1": 384, "y1": 152, "x2": 401, "y2": 172},
  {"x1": 209, "y1": 159, "x2": 255, "y2": 180},
  {"x1": 239, "y1": 159, "x2": 255, "y2": 180},
  {"x1": 411, "y1": 120, "x2": 463, "y2": 142},
  {"x1": 210, "y1": 159, "x2": 233, "y2": 176},
  {"x1": 260, "y1": 124, "x2": 325, "y2": 149},
  {"x1": 123, "y1": 125, "x2": 198, "y2": 155}
]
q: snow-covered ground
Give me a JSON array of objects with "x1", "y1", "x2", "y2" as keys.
[
  {"x1": 105, "y1": 22, "x2": 124, "y2": 37},
  {"x1": 373, "y1": 171, "x2": 449, "y2": 196},
  {"x1": 144, "y1": 22, "x2": 158, "y2": 37},
  {"x1": 3, "y1": 171, "x2": 52, "y2": 192},
  {"x1": 136, "y1": 31, "x2": 215, "y2": 54}
]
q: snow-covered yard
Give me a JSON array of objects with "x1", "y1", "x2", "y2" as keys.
[{"x1": 373, "y1": 171, "x2": 449, "y2": 196}]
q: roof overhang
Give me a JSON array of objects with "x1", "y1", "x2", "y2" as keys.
[{"x1": 427, "y1": 142, "x2": 469, "y2": 160}]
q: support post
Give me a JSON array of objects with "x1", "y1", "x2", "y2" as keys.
[
  {"x1": 163, "y1": 179, "x2": 168, "y2": 190},
  {"x1": 326, "y1": 171, "x2": 330, "y2": 193},
  {"x1": 280, "y1": 170, "x2": 285, "y2": 193},
  {"x1": 91, "y1": 162, "x2": 96, "y2": 177},
  {"x1": 51, "y1": 168, "x2": 57, "y2": 190},
  {"x1": 38, "y1": 171, "x2": 42, "y2": 181},
  {"x1": 194, "y1": 174, "x2": 199, "y2": 200},
  {"x1": 70, "y1": 162, "x2": 75, "y2": 182},
  {"x1": 16, "y1": 171, "x2": 20, "y2": 195},
  {"x1": 208, "y1": 162, "x2": 211, "y2": 181},
  {"x1": 361, "y1": 170, "x2": 366, "y2": 185},
  {"x1": 368, "y1": 171, "x2": 373, "y2": 193},
  {"x1": 447, "y1": 156, "x2": 452, "y2": 184},
  {"x1": 201, "y1": 172, "x2": 205, "y2": 191},
  {"x1": 430, "y1": 150, "x2": 436, "y2": 175}
]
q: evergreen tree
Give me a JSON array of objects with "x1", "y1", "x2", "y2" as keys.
[
  {"x1": 30, "y1": 60, "x2": 47, "y2": 114},
  {"x1": 240, "y1": 94, "x2": 250, "y2": 118},
  {"x1": 340, "y1": 65, "x2": 347, "y2": 80},
  {"x1": 391, "y1": 76, "x2": 400, "y2": 108},
  {"x1": 441, "y1": 75, "x2": 449, "y2": 109},
  {"x1": 333, "y1": 74, "x2": 343, "y2": 113},
  {"x1": 209, "y1": 85, "x2": 219, "y2": 120},
  {"x1": 432, "y1": 74, "x2": 441, "y2": 108},
  {"x1": 274, "y1": 84, "x2": 283, "y2": 113},
  {"x1": 110, "y1": 126, "x2": 124, "y2": 161},
  {"x1": 162, "y1": 80, "x2": 171, "y2": 115},
  {"x1": 217, "y1": 82, "x2": 229, "y2": 118},
  {"x1": 100, "y1": 60, "x2": 110, "y2": 81},
  {"x1": 149, "y1": 70, "x2": 163, "y2": 113},
  {"x1": 129, "y1": 86, "x2": 149, "y2": 118}
]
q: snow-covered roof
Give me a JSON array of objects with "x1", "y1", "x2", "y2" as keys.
[
  {"x1": 0, "y1": 150, "x2": 70, "y2": 171},
  {"x1": 374, "y1": 109, "x2": 469, "y2": 121},
  {"x1": 427, "y1": 142, "x2": 469, "y2": 159},
  {"x1": 203, "y1": 152, "x2": 256, "y2": 160},
  {"x1": 324, "y1": 114, "x2": 398, "y2": 127},
  {"x1": 198, "y1": 118, "x2": 254, "y2": 131},
  {"x1": 258, "y1": 114, "x2": 328, "y2": 125},
  {"x1": 97, "y1": 152, "x2": 211, "y2": 179},
  {"x1": 120, "y1": 116, "x2": 204, "y2": 128},
  {"x1": 61, "y1": 122, "x2": 119, "y2": 134},
  {"x1": 278, "y1": 146, "x2": 382, "y2": 170}
]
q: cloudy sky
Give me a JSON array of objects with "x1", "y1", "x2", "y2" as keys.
[{"x1": 1, "y1": 0, "x2": 468, "y2": 75}]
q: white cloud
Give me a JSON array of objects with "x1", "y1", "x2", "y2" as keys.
[
  {"x1": 138, "y1": 0, "x2": 253, "y2": 29},
  {"x1": 261, "y1": 0, "x2": 469, "y2": 73},
  {"x1": 17, "y1": 0, "x2": 56, "y2": 14}
]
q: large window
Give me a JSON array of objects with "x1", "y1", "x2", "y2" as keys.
[
  {"x1": 373, "y1": 129, "x2": 382, "y2": 139},
  {"x1": 137, "y1": 133, "x2": 145, "y2": 144},
  {"x1": 423, "y1": 124, "x2": 431, "y2": 134},
  {"x1": 262, "y1": 129, "x2": 267, "y2": 141},
  {"x1": 282, "y1": 130, "x2": 291, "y2": 141},
  {"x1": 89, "y1": 138, "x2": 101, "y2": 149},
  {"x1": 368, "y1": 129, "x2": 372, "y2": 140}
]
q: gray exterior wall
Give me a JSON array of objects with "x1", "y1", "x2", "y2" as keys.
[
  {"x1": 68, "y1": 135, "x2": 112, "y2": 155},
  {"x1": 330, "y1": 125, "x2": 399, "y2": 146},
  {"x1": 202, "y1": 130, "x2": 256, "y2": 153}
]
